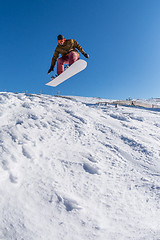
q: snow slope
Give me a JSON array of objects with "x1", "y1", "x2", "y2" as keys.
[{"x1": 0, "y1": 92, "x2": 160, "y2": 240}]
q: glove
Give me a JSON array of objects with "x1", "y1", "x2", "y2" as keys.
[
  {"x1": 48, "y1": 66, "x2": 54, "y2": 74},
  {"x1": 83, "y1": 52, "x2": 89, "y2": 59}
]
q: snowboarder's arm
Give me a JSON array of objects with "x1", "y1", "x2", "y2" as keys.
[
  {"x1": 51, "y1": 48, "x2": 59, "y2": 68},
  {"x1": 74, "y1": 40, "x2": 89, "y2": 58},
  {"x1": 73, "y1": 40, "x2": 85, "y2": 55}
]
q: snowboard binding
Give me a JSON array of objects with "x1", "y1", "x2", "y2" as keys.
[
  {"x1": 51, "y1": 66, "x2": 69, "y2": 80},
  {"x1": 51, "y1": 74, "x2": 59, "y2": 80}
]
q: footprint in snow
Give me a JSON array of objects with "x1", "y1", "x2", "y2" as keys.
[
  {"x1": 16, "y1": 119, "x2": 23, "y2": 125},
  {"x1": 83, "y1": 163, "x2": 100, "y2": 175},
  {"x1": 0, "y1": 169, "x2": 18, "y2": 184},
  {"x1": 22, "y1": 102, "x2": 31, "y2": 109},
  {"x1": 9, "y1": 173, "x2": 18, "y2": 184},
  {"x1": 22, "y1": 146, "x2": 32, "y2": 159},
  {"x1": 63, "y1": 198, "x2": 82, "y2": 212},
  {"x1": 28, "y1": 113, "x2": 38, "y2": 120},
  {"x1": 154, "y1": 123, "x2": 160, "y2": 128},
  {"x1": 56, "y1": 194, "x2": 82, "y2": 212}
]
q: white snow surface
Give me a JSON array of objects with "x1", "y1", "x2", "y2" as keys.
[{"x1": 0, "y1": 92, "x2": 160, "y2": 240}]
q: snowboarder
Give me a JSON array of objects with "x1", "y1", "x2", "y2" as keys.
[{"x1": 48, "y1": 35, "x2": 89, "y2": 76}]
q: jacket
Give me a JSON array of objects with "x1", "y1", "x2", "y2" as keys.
[{"x1": 51, "y1": 39, "x2": 85, "y2": 68}]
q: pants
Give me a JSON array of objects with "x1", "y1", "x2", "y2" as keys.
[{"x1": 57, "y1": 51, "x2": 79, "y2": 75}]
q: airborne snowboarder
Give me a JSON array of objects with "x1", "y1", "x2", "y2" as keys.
[{"x1": 48, "y1": 34, "x2": 89, "y2": 76}]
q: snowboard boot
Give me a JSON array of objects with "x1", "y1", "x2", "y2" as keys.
[
  {"x1": 51, "y1": 74, "x2": 59, "y2": 80},
  {"x1": 64, "y1": 65, "x2": 69, "y2": 71}
]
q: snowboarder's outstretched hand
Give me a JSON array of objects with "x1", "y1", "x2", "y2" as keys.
[
  {"x1": 48, "y1": 66, "x2": 54, "y2": 74},
  {"x1": 83, "y1": 52, "x2": 89, "y2": 59}
]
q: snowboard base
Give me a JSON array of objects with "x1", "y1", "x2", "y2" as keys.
[{"x1": 46, "y1": 59, "x2": 87, "y2": 87}]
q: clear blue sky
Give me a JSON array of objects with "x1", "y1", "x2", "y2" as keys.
[{"x1": 1, "y1": 0, "x2": 160, "y2": 99}]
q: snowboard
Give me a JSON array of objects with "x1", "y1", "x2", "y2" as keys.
[{"x1": 46, "y1": 59, "x2": 87, "y2": 87}]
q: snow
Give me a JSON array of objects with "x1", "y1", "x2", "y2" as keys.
[{"x1": 0, "y1": 92, "x2": 160, "y2": 240}]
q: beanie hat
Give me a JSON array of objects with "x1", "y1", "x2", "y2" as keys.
[{"x1": 57, "y1": 34, "x2": 65, "y2": 40}]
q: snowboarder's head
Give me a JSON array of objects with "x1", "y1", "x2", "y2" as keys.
[{"x1": 57, "y1": 34, "x2": 66, "y2": 45}]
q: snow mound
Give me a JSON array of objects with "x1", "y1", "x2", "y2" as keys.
[{"x1": 0, "y1": 92, "x2": 160, "y2": 240}]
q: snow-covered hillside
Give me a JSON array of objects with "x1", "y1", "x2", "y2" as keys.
[{"x1": 0, "y1": 92, "x2": 160, "y2": 240}]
